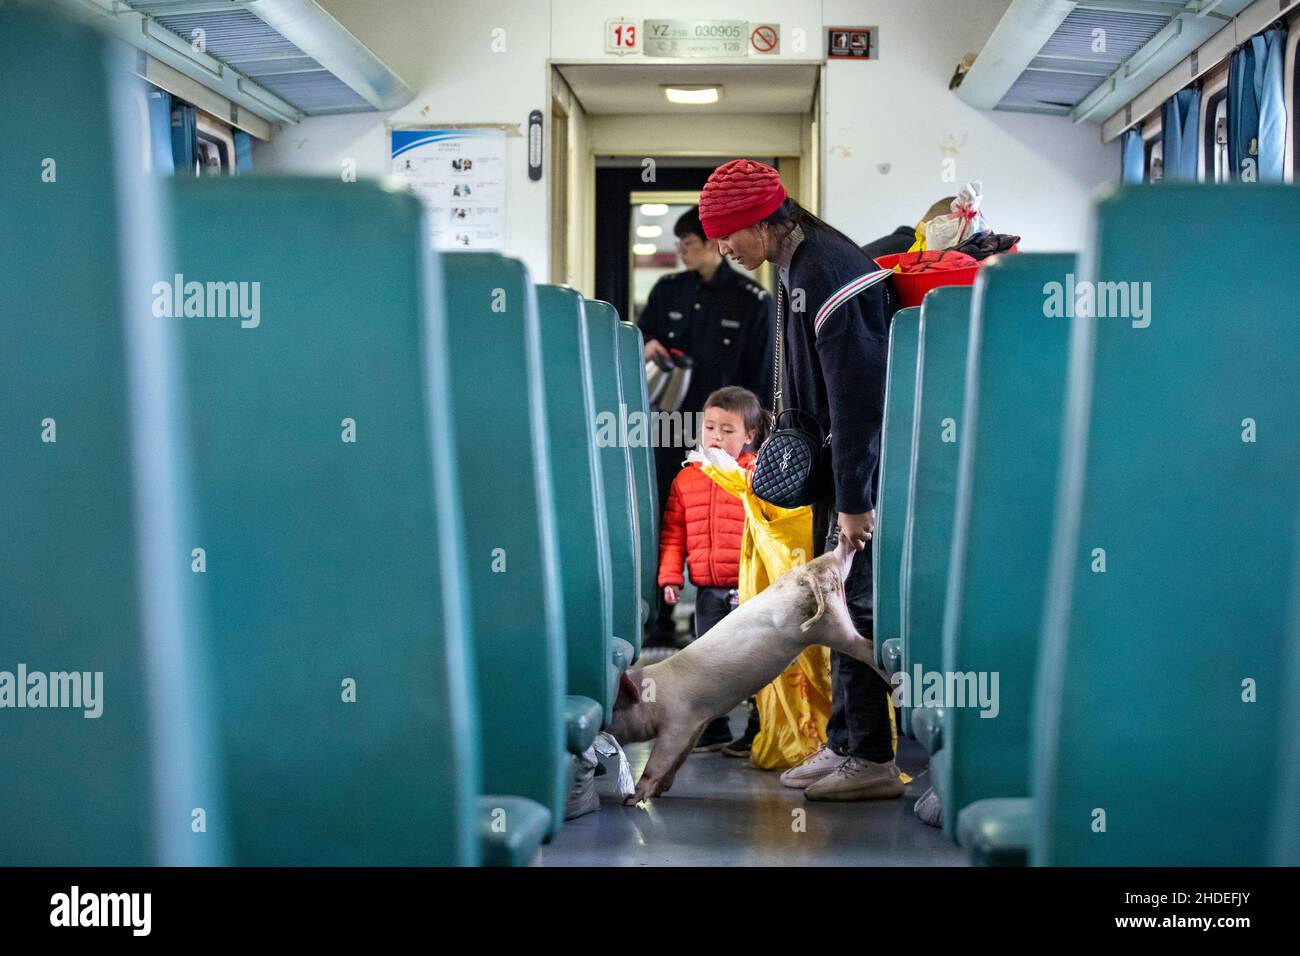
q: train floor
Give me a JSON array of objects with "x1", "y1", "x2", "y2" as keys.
[{"x1": 539, "y1": 705, "x2": 967, "y2": 866}]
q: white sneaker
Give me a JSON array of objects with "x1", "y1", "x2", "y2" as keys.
[
  {"x1": 779, "y1": 746, "x2": 845, "y2": 789},
  {"x1": 803, "y1": 757, "x2": 905, "y2": 802}
]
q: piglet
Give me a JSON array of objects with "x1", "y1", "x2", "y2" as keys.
[{"x1": 607, "y1": 548, "x2": 889, "y2": 805}]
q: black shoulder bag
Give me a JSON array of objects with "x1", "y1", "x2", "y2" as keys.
[
  {"x1": 750, "y1": 283, "x2": 831, "y2": 508},
  {"x1": 750, "y1": 269, "x2": 892, "y2": 509}
]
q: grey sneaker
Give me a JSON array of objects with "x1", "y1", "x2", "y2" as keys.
[
  {"x1": 914, "y1": 785, "x2": 943, "y2": 828},
  {"x1": 803, "y1": 757, "x2": 905, "y2": 802},
  {"x1": 779, "y1": 746, "x2": 845, "y2": 789}
]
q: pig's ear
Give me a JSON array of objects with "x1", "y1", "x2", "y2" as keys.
[{"x1": 616, "y1": 671, "x2": 642, "y2": 708}]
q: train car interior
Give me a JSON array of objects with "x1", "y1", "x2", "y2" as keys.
[{"x1": 2, "y1": 0, "x2": 1299, "y2": 892}]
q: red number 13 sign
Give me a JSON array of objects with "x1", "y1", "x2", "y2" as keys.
[{"x1": 605, "y1": 19, "x2": 640, "y2": 55}]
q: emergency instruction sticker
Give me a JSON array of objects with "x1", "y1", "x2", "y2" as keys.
[{"x1": 391, "y1": 128, "x2": 506, "y2": 251}]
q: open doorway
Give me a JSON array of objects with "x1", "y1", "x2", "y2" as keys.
[{"x1": 550, "y1": 61, "x2": 820, "y2": 315}]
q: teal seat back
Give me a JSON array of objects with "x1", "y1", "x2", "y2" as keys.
[
  {"x1": 443, "y1": 253, "x2": 567, "y2": 834},
  {"x1": 900, "y1": 286, "x2": 972, "y2": 737},
  {"x1": 171, "y1": 178, "x2": 481, "y2": 864},
  {"x1": 536, "y1": 285, "x2": 616, "y2": 721},
  {"x1": 0, "y1": 7, "x2": 225, "y2": 866},
  {"x1": 1277, "y1": 546, "x2": 1300, "y2": 865},
  {"x1": 586, "y1": 300, "x2": 642, "y2": 658},
  {"x1": 1034, "y1": 186, "x2": 1300, "y2": 865},
  {"x1": 618, "y1": 321, "x2": 659, "y2": 623},
  {"x1": 939, "y1": 254, "x2": 1075, "y2": 840},
  {"x1": 873, "y1": 306, "x2": 921, "y2": 669}
]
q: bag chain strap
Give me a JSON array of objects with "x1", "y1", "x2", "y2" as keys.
[{"x1": 773, "y1": 283, "x2": 784, "y2": 414}]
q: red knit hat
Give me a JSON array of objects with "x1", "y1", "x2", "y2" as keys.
[{"x1": 698, "y1": 159, "x2": 788, "y2": 239}]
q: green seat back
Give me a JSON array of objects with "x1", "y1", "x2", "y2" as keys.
[
  {"x1": 0, "y1": 7, "x2": 226, "y2": 866},
  {"x1": 900, "y1": 286, "x2": 972, "y2": 737},
  {"x1": 536, "y1": 285, "x2": 616, "y2": 721},
  {"x1": 585, "y1": 300, "x2": 642, "y2": 659},
  {"x1": 1277, "y1": 549, "x2": 1300, "y2": 865},
  {"x1": 443, "y1": 253, "x2": 567, "y2": 834},
  {"x1": 618, "y1": 321, "x2": 659, "y2": 623},
  {"x1": 873, "y1": 307, "x2": 921, "y2": 669},
  {"x1": 938, "y1": 254, "x2": 1075, "y2": 840},
  {"x1": 171, "y1": 178, "x2": 481, "y2": 864},
  {"x1": 1034, "y1": 186, "x2": 1300, "y2": 865}
]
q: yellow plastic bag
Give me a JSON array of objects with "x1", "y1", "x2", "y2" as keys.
[
  {"x1": 905, "y1": 223, "x2": 927, "y2": 256},
  {"x1": 695, "y1": 451, "x2": 829, "y2": 770},
  {"x1": 694, "y1": 448, "x2": 903, "y2": 773}
]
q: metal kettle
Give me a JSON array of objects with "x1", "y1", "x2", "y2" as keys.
[{"x1": 646, "y1": 349, "x2": 694, "y2": 413}]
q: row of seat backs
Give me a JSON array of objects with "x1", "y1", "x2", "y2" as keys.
[
  {"x1": 534, "y1": 286, "x2": 616, "y2": 724},
  {"x1": 899, "y1": 286, "x2": 973, "y2": 740},
  {"x1": 1, "y1": 4, "x2": 659, "y2": 865},
  {"x1": 872, "y1": 307, "x2": 919, "y2": 674},
  {"x1": 616, "y1": 322, "x2": 659, "y2": 626},
  {"x1": 0, "y1": 8, "x2": 232, "y2": 866},
  {"x1": 173, "y1": 178, "x2": 503, "y2": 864},
  {"x1": 1030, "y1": 186, "x2": 1300, "y2": 865},
  {"x1": 1, "y1": 7, "x2": 489, "y2": 865},
  {"x1": 586, "y1": 302, "x2": 644, "y2": 659},
  {"x1": 879, "y1": 190, "x2": 1300, "y2": 865},
  {"x1": 936, "y1": 253, "x2": 1076, "y2": 842}
]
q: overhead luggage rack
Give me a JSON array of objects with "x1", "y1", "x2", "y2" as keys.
[
  {"x1": 956, "y1": 0, "x2": 1254, "y2": 119},
  {"x1": 54, "y1": 0, "x2": 415, "y2": 125}
]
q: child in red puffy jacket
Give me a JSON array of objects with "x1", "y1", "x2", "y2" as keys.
[{"x1": 659, "y1": 386, "x2": 770, "y2": 755}]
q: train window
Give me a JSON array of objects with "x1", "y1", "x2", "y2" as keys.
[
  {"x1": 1140, "y1": 116, "x2": 1162, "y2": 184},
  {"x1": 1146, "y1": 139, "x2": 1164, "y2": 183},
  {"x1": 1203, "y1": 90, "x2": 1229, "y2": 183},
  {"x1": 196, "y1": 114, "x2": 236, "y2": 176}
]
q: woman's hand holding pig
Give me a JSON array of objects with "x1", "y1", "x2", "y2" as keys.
[{"x1": 836, "y1": 510, "x2": 876, "y2": 553}]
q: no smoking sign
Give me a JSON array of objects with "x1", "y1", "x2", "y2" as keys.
[{"x1": 749, "y1": 23, "x2": 779, "y2": 55}]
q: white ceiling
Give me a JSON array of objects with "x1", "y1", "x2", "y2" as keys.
[{"x1": 556, "y1": 63, "x2": 818, "y2": 115}]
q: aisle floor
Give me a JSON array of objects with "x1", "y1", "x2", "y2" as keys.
[{"x1": 538, "y1": 708, "x2": 967, "y2": 867}]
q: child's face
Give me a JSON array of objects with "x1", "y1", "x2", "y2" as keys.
[{"x1": 701, "y1": 406, "x2": 755, "y2": 458}]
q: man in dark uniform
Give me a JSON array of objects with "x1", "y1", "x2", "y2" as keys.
[{"x1": 637, "y1": 206, "x2": 774, "y2": 651}]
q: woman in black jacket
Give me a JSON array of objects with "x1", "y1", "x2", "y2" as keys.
[{"x1": 699, "y1": 159, "x2": 903, "y2": 801}]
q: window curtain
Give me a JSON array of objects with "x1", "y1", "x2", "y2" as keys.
[
  {"x1": 1228, "y1": 27, "x2": 1287, "y2": 183},
  {"x1": 145, "y1": 87, "x2": 175, "y2": 175},
  {"x1": 1120, "y1": 129, "x2": 1146, "y2": 184},
  {"x1": 170, "y1": 100, "x2": 198, "y2": 175},
  {"x1": 1161, "y1": 87, "x2": 1201, "y2": 182},
  {"x1": 234, "y1": 131, "x2": 253, "y2": 174}
]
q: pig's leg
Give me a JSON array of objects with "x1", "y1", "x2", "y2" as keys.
[
  {"x1": 658, "y1": 723, "x2": 708, "y2": 794},
  {"x1": 625, "y1": 720, "x2": 707, "y2": 805},
  {"x1": 814, "y1": 586, "x2": 894, "y2": 686}
]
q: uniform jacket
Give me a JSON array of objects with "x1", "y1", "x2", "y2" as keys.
[{"x1": 636, "y1": 259, "x2": 774, "y2": 413}]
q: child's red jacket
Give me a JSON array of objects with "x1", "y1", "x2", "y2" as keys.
[{"x1": 657, "y1": 451, "x2": 756, "y2": 589}]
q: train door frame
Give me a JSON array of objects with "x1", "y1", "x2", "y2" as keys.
[
  {"x1": 547, "y1": 61, "x2": 822, "y2": 306},
  {"x1": 550, "y1": 92, "x2": 571, "y2": 284}
]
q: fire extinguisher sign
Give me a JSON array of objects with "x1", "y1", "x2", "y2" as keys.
[{"x1": 826, "y1": 27, "x2": 877, "y2": 60}]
